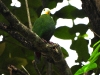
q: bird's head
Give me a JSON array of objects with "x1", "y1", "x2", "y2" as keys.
[{"x1": 41, "y1": 8, "x2": 51, "y2": 15}]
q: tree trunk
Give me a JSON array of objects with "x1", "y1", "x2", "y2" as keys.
[
  {"x1": 81, "y1": 0, "x2": 100, "y2": 74},
  {"x1": 81, "y1": 0, "x2": 100, "y2": 42}
]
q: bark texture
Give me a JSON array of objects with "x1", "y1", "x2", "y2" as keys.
[
  {"x1": 81, "y1": 0, "x2": 100, "y2": 38},
  {"x1": 81, "y1": 0, "x2": 100, "y2": 74},
  {"x1": 0, "y1": 0, "x2": 72, "y2": 75}
]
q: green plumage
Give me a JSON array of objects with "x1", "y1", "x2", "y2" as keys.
[
  {"x1": 33, "y1": 14, "x2": 55, "y2": 41},
  {"x1": 32, "y1": 14, "x2": 55, "y2": 62}
]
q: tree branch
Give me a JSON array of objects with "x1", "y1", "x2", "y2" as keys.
[
  {"x1": 32, "y1": 60, "x2": 42, "y2": 75},
  {"x1": 8, "y1": 65, "x2": 28, "y2": 75},
  {"x1": 0, "y1": 23, "x2": 33, "y2": 49},
  {"x1": 0, "y1": 0, "x2": 72, "y2": 75},
  {"x1": 0, "y1": 0, "x2": 49, "y2": 53},
  {"x1": 81, "y1": 0, "x2": 100, "y2": 74},
  {"x1": 81, "y1": 0, "x2": 100, "y2": 36}
]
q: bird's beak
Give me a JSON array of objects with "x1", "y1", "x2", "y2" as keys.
[{"x1": 45, "y1": 11, "x2": 50, "y2": 15}]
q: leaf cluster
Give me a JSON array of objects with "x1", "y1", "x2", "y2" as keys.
[{"x1": 0, "y1": 0, "x2": 94, "y2": 75}]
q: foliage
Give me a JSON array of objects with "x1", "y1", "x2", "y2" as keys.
[
  {"x1": 0, "y1": 0, "x2": 98, "y2": 75},
  {"x1": 74, "y1": 40, "x2": 100, "y2": 75}
]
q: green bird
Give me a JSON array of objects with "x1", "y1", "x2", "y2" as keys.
[{"x1": 32, "y1": 8, "x2": 55, "y2": 62}]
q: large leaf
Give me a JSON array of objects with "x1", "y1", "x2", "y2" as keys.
[
  {"x1": 88, "y1": 41, "x2": 100, "y2": 63},
  {"x1": 89, "y1": 44, "x2": 100, "y2": 61},
  {"x1": 69, "y1": 24, "x2": 88, "y2": 35},
  {"x1": 55, "y1": 5, "x2": 86, "y2": 19},
  {"x1": 93, "y1": 40, "x2": 100, "y2": 47},
  {"x1": 61, "y1": 47, "x2": 69, "y2": 58},
  {"x1": 2, "y1": 0, "x2": 41, "y2": 26},
  {"x1": 71, "y1": 65, "x2": 82, "y2": 74},
  {"x1": 74, "y1": 63, "x2": 97, "y2": 75},
  {"x1": 25, "y1": 63, "x2": 37, "y2": 75},
  {"x1": 0, "y1": 34, "x2": 34, "y2": 73},
  {"x1": 3, "y1": 57, "x2": 28, "y2": 69},
  {"x1": 70, "y1": 37, "x2": 90, "y2": 62},
  {"x1": 54, "y1": 26, "x2": 75, "y2": 39},
  {"x1": 5, "y1": 35, "x2": 34, "y2": 59}
]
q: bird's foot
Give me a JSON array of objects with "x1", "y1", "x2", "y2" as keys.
[
  {"x1": 48, "y1": 41, "x2": 54, "y2": 44},
  {"x1": 41, "y1": 38, "x2": 54, "y2": 44},
  {"x1": 41, "y1": 38, "x2": 48, "y2": 43}
]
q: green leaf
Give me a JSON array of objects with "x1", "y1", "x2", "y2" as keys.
[
  {"x1": 6, "y1": 57, "x2": 28, "y2": 69},
  {"x1": 12, "y1": 7, "x2": 28, "y2": 24},
  {"x1": 89, "y1": 44, "x2": 100, "y2": 61},
  {"x1": 54, "y1": 26, "x2": 75, "y2": 39},
  {"x1": 26, "y1": 63, "x2": 37, "y2": 75},
  {"x1": 74, "y1": 63, "x2": 97, "y2": 75},
  {"x1": 93, "y1": 40, "x2": 100, "y2": 47},
  {"x1": 0, "y1": 35, "x2": 33, "y2": 65},
  {"x1": 61, "y1": 47, "x2": 69, "y2": 58},
  {"x1": 11, "y1": 0, "x2": 41, "y2": 25},
  {"x1": 82, "y1": 34, "x2": 88, "y2": 38},
  {"x1": 69, "y1": 24, "x2": 88, "y2": 35},
  {"x1": 30, "y1": 8, "x2": 38, "y2": 24},
  {"x1": 0, "y1": 42, "x2": 5, "y2": 56},
  {"x1": 48, "y1": 1, "x2": 57, "y2": 9},
  {"x1": 48, "y1": 0, "x2": 63, "y2": 9},
  {"x1": 70, "y1": 37, "x2": 90, "y2": 62},
  {"x1": 71, "y1": 65, "x2": 82, "y2": 74},
  {"x1": 89, "y1": 52, "x2": 100, "y2": 63},
  {"x1": 14, "y1": 57, "x2": 28, "y2": 68},
  {"x1": 28, "y1": 0, "x2": 42, "y2": 8},
  {"x1": 55, "y1": 5, "x2": 86, "y2": 19}
]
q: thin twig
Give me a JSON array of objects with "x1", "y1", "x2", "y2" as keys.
[
  {"x1": 32, "y1": 60, "x2": 42, "y2": 75},
  {"x1": 21, "y1": 65, "x2": 30, "y2": 75},
  {"x1": 0, "y1": 1, "x2": 73, "y2": 74},
  {"x1": 25, "y1": 0, "x2": 32, "y2": 30},
  {"x1": 8, "y1": 65, "x2": 28, "y2": 75},
  {"x1": 8, "y1": 66, "x2": 12, "y2": 75},
  {"x1": 90, "y1": 28, "x2": 100, "y2": 38},
  {"x1": 24, "y1": 1, "x2": 41, "y2": 73}
]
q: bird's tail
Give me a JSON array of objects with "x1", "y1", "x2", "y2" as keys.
[{"x1": 34, "y1": 52, "x2": 41, "y2": 63}]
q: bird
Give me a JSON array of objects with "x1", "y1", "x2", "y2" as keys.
[{"x1": 32, "y1": 8, "x2": 55, "y2": 62}]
